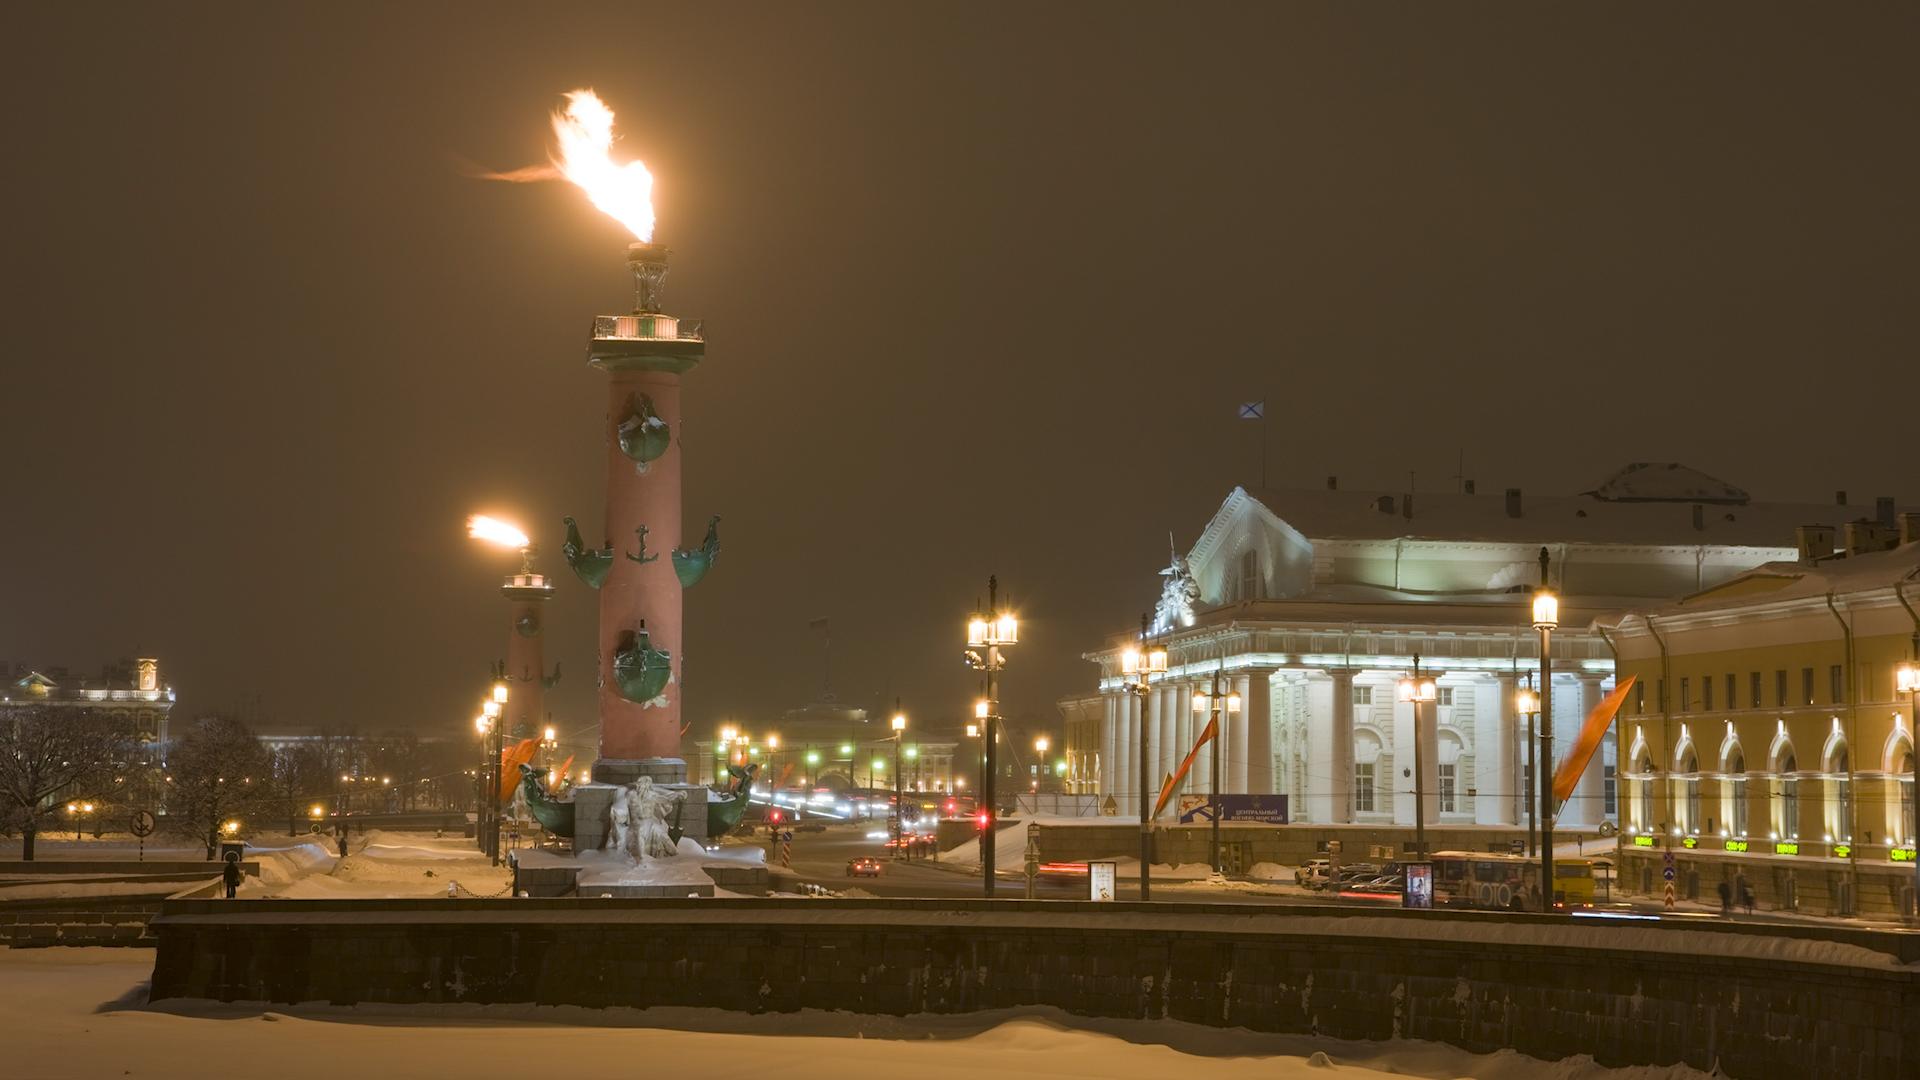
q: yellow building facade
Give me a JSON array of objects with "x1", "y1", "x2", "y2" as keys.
[{"x1": 1601, "y1": 537, "x2": 1919, "y2": 917}]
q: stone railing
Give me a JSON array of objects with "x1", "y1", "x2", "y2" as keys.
[{"x1": 148, "y1": 898, "x2": 1916, "y2": 1079}]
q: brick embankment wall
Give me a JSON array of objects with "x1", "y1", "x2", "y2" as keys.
[{"x1": 148, "y1": 899, "x2": 1916, "y2": 1080}]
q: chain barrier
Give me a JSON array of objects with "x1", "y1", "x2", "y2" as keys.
[{"x1": 446, "y1": 878, "x2": 516, "y2": 899}]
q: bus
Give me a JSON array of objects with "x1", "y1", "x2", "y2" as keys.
[{"x1": 1428, "y1": 851, "x2": 1598, "y2": 910}]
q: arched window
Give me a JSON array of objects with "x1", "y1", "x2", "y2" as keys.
[
  {"x1": 1831, "y1": 745, "x2": 1852, "y2": 842},
  {"x1": 1674, "y1": 747, "x2": 1701, "y2": 834},
  {"x1": 1776, "y1": 752, "x2": 1800, "y2": 839},
  {"x1": 1900, "y1": 750, "x2": 1915, "y2": 847},
  {"x1": 1727, "y1": 748, "x2": 1748, "y2": 837},
  {"x1": 1634, "y1": 746, "x2": 1654, "y2": 830}
]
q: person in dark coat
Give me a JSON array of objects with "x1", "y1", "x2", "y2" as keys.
[
  {"x1": 221, "y1": 851, "x2": 243, "y2": 899},
  {"x1": 336, "y1": 820, "x2": 350, "y2": 859},
  {"x1": 1716, "y1": 878, "x2": 1732, "y2": 915}
]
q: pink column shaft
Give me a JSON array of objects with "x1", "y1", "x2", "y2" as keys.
[{"x1": 599, "y1": 369, "x2": 683, "y2": 762}]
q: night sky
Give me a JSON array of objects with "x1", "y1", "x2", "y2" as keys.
[{"x1": 6, "y1": 6, "x2": 1916, "y2": 748}]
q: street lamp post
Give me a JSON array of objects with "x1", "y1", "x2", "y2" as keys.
[
  {"x1": 1191, "y1": 669, "x2": 1242, "y2": 874},
  {"x1": 473, "y1": 712, "x2": 492, "y2": 857},
  {"x1": 486, "y1": 683, "x2": 507, "y2": 866},
  {"x1": 1397, "y1": 656, "x2": 1438, "y2": 863},
  {"x1": 1515, "y1": 676, "x2": 1540, "y2": 858},
  {"x1": 891, "y1": 707, "x2": 907, "y2": 860},
  {"x1": 1533, "y1": 548, "x2": 1560, "y2": 912},
  {"x1": 1033, "y1": 736, "x2": 1050, "y2": 794},
  {"x1": 1120, "y1": 612, "x2": 1168, "y2": 899},
  {"x1": 965, "y1": 577, "x2": 1017, "y2": 898}
]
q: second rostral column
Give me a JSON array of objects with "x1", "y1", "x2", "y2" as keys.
[{"x1": 586, "y1": 240, "x2": 704, "y2": 791}]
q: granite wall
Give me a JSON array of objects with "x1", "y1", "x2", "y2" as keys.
[{"x1": 148, "y1": 899, "x2": 1915, "y2": 1079}]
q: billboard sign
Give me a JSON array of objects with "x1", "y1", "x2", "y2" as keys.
[
  {"x1": 1404, "y1": 862, "x2": 1433, "y2": 909},
  {"x1": 1088, "y1": 861, "x2": 1117, "y2": 901},
  {"x1": 1177, "y1": 794, "x2": 1289, "y2": 824}
]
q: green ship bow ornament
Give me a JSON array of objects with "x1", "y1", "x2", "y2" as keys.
[
  {"x1": 562, "y1": 516, "x2": 615, "y2": 589},
  {"x1": 613, "y1": 626, "x2": 673, "y2": 705},
  {"x1": 616, "y1": 393, "x2": 671, "y2": 471},
  {"x1": 517, "y1": 762, "x2": 574, "y2": 838},
  {"x1": 673, "y1": 515, "x2": 722, "y2": 588}
]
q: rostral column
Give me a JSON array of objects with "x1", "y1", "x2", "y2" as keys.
[{"x1": 584, "y1": 241, "x2": 707, "y2": 786}]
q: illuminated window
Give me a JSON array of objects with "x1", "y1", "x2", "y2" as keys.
[
  {"x1": 1439, "y1": 763, "x2": 1456, "y2": 813},
  {"x1": 1354, "y1": 762, "x2": 1375, "y2": 812}
]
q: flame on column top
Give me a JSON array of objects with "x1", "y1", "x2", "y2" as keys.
[
  {"x1": 468, "y1": 514, "x2": 531, "y2": 551},
  {"x1": 551, "y1": 90, "x2": 655, "y2": 242}
]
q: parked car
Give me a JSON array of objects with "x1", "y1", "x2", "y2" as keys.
[{"x1": 846, "y1": 857, "x2": 884, "y2": 878}]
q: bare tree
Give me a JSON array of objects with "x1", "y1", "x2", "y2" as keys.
[
  {"x1": 0, "y1": 705, "x2": 141, "y2": 860},
  {"x1": 167, "y1": 715, "x2": 270, "y2": 859},
  {"x1": 265, "y1": 744, "x2": 326, "y2": 835}
]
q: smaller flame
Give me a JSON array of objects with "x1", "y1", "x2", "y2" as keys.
[
  {"x1": 467, "y1": 515, "x2": 530, "y2": 550},
  {"x1": 551, "y1": 90, "x2": 654, "y2": 242}
]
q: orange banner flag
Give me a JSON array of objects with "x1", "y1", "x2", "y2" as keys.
[
  {"x1": 1552, "y1": 676, "x2": 1636, "y2": 808},
  {"x1": 496, "y1": 738, "x2": 539, "y2": 806},
  {"x1": 1153, "y1": 717, "x2": 1218, "y2": 819}
]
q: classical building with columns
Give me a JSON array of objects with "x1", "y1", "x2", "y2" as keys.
[{"x1": 1075, "y1": 465, "x2": 1907, "y2": 841}]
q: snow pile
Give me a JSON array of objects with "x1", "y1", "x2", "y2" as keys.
[
  {"x1": 1246, "y1": 863, "x2": 1296, "y2": 883},
  {"x1": 240, "y1": 842, "x2": 336, "y2": 890},
  {"x1": 245, "y1": 830, "x2": 508, "y2": 899},
  {"x1": 0, "y1": 947, "x2": 1721, "y2": 1080}
]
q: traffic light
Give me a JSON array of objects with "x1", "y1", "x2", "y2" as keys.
[{"x1": 767, "y1": 809, "x2": 784, "y2": 826}]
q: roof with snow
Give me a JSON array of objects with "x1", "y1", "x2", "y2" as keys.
[
  {"x1": 1658, "y1": 541, "x2": 1920, "y2": 614},
  {"x1": 1243, "y1": 466, "x2": 1905, "y2": 548}
]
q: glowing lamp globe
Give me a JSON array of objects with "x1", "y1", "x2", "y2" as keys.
[{"x1": 1532, "y1": 590, "x2": 1560, "y2": 630}]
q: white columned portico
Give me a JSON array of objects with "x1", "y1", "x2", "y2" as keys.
[
  {"x1": 1123, "y1": 691, "x2": 1140, "y2": 803},
  {"x1": 1245, "y1": 670, "x2": 1272, "y2": 795},
  {"x1": 1231, "y1": 672, "x2": 1252, "y2": 792},
  {"x1": 1329, "y1": 670, "x2": 1355, "y2": 823},
  {"x1": 1563, "y1": 675, "x2": 1608, "y2": 827},
  {"x1": 1305, "y1": 676, "x2": 1336, "y2": 818},
  {"x1": 1101, "y1": 694, "x2": 1119, "y2": 796},
  {"x1": 1478, "y1": 675, "x2": 1517, "y2": 825}
]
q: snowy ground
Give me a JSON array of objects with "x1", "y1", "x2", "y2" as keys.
[
  {"x1": 240, "y1": 830, "x2": 511, "y2": 899},
  {"x1": 1, "y1": 948, "x2": 1713, "y2": 1080}
]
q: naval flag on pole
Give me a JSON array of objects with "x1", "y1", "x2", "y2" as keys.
[{"x1": 1238, "y1": 401, "x2": 1264, "y2": 420}]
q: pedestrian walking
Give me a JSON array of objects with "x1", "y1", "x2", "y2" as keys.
[
  {"x1": 336, "y1": 820, "x2": 350, "y2": 859},
  {"x1": 1736, "y1": 871, "x2": 1754, "y2": 914},
  {"x1": 1716, "y1": 878, "x2": 1731, "y2": 915},
  {"x1": 221, "y1": 851, "x2": 243, "y2": 899}
]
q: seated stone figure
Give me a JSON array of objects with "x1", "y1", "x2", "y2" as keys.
[{"x1": 606, "y1": 776, "x2": 685, "y2": 860}]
